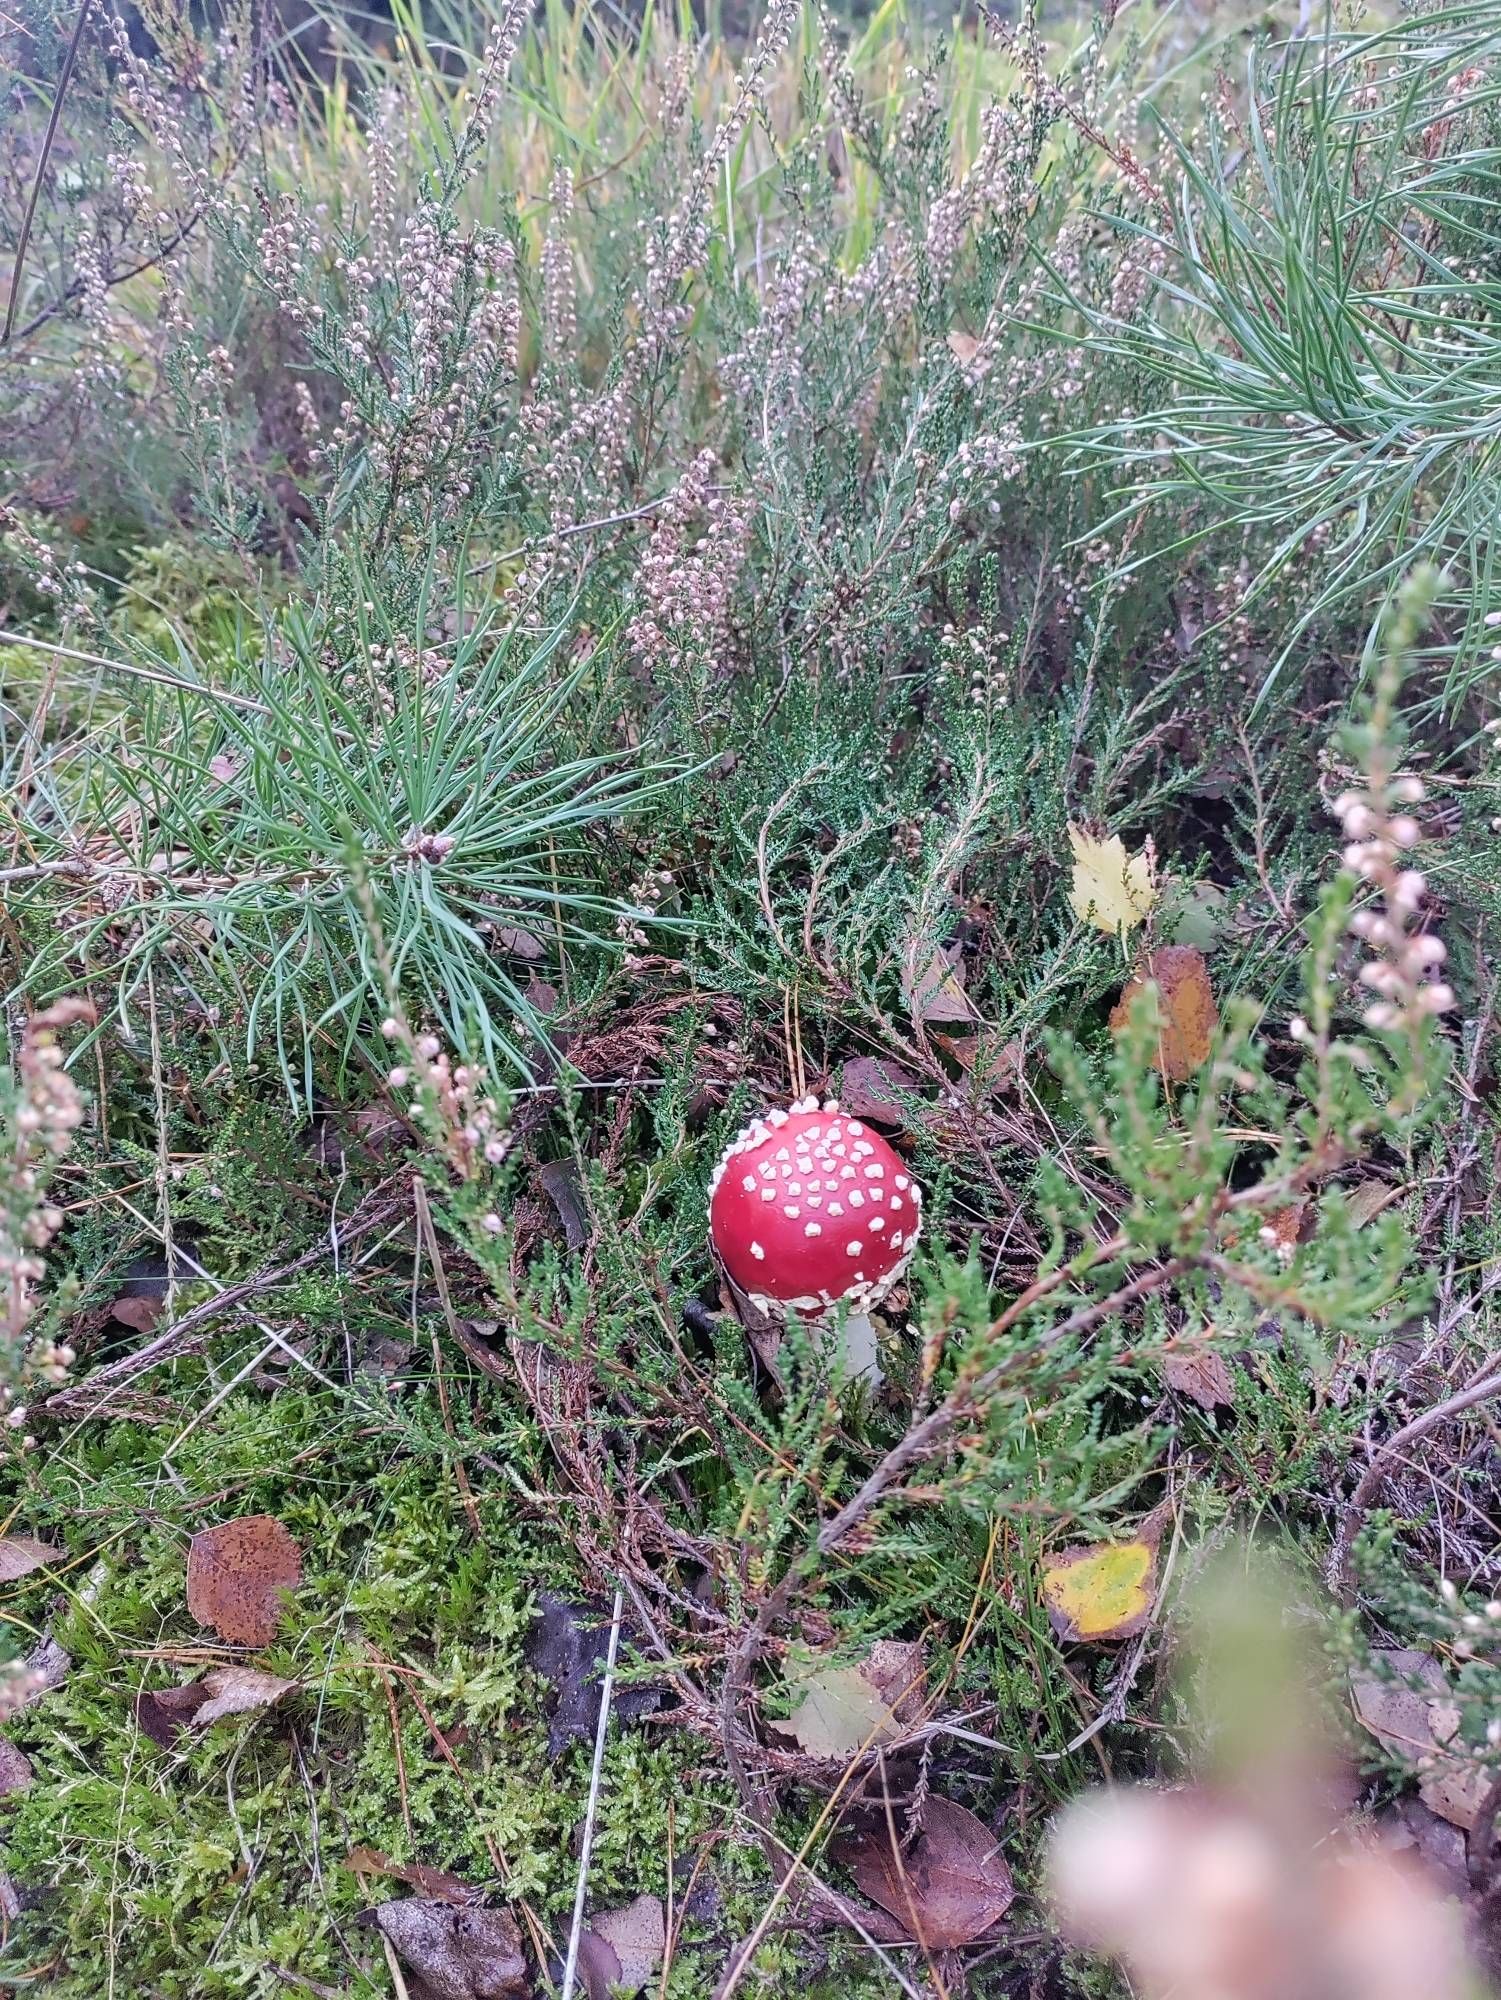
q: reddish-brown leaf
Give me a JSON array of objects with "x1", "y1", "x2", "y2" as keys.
[
  {"x1": 347, "y1": 1847, "x2": 481, "y2": 1906},
  {"x1": 135, "y1": 1667, "x2": 296, "y2": 1746},
  {"x1": 838, "y1": 1056, "x2": 921, "y2": 1128},
  {"x1": 838, "y1": 1795, "x2": 1013, "y2": 1949},
  {"x1": 1109, "y1": 945, "x2": 1217, "y2": 1083},
  {"x1": 186, "y1": 1515, "x2": 302, "y2": 1646},
  {"x1": 110, "y1": 1295, "x2": 165, "y2": 1333},
  {"x1": 136, "y1": 1682, "x2": 212, "y2": 1747}
]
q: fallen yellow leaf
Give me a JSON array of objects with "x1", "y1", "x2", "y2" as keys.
[
  {"x1": 1042, "y1": 1537, "x2": 1157, "y2": 1644},
  {"x1": 1067, "y1": 826, "x2": 1156, "y2": 939}
]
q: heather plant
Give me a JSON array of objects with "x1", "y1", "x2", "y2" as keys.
[{"x1": 2, "y1": 0, "x2": 1500, "y2": 1995}]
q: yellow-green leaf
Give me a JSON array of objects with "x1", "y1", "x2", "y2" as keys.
[
  {"x1": 767, "y1": 1641, "x2": 926, "y2": 1759},
  {"x1": 1042, "y1": 1538, "x2": 1157, "y2": 1644},
  {"x1": 1067, "y1": 826, "x2": 1156, "y2": 940}
]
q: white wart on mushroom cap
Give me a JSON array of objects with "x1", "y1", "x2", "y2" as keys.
[{"x1": 708, "y1": 1096, "x2": 922, "y2": 1317}]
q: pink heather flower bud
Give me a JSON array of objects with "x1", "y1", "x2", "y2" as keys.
[
  {"x1": 1363, "y1": 1002, "x2": 1399, "y2": 1030},
  {"x1": 1406, "y1": 936, "x2": 1446, "y2": 969},
  {"x1": 1394, "y1": 871, "x2": 1426, "y2": 909},
  {"x1": 1342, "y1": 804, "x2": 1376, "y2": 838},
  {"x1": 1393, "y1": 776, "x2": 1425, "y2": 804},
  {"x1": 381, "y1": 1017, "x2": 400, "y2": 1039},
  {"x1": 1422, "y1": 984, "x2": 1455, "y2": 1013},
  {"x1": 387, "y1": 1067, "x2": 408, "y2": 1088},
  {"x1": 416, "y1": 1035, "x2": 441, "y2": 1059},
  {"x1": 481, "y1": 1212, "x2": 503, "y2": 1235},
  {"x1": 1390, "y1": 816, "x2": 1420, "y2": 848}
]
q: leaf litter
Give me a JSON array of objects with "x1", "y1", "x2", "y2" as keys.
[
  {"x1": 0, "y1": 1536, "x2": 60, "y2": 1581},
  {"x1": 835, "y1": 1795, "x2": 1014, "y2": 1950},
  {"x1": 1351, "y1": 1648, "x2": 1493, "y2": 1830},
  {"x1": 1041, "y1": 1517, "x2": 1165, "y2": 1644},
  {"x1": 1109, "y1": 945, "x2": 1217, "y2": 1082},
  {"x1": 575, "y1": 1892, "x2": 667, "y2": 1999},
  {"x1": 347, "y1": 1848, "x2": 482, "y2": 1906},
  {"x1": 768, "y1": 1640, "x2": 926, "y2": 1760},
  {"x1": 524, "y1": 1592, "x2": 661, "y2": 1759},
  {"x1": 374, "y1": 1897, "x2": 530, "y2": 2000},
  {"x1": 1067, "y1": 826, "x2": 1156, "y2": 939},
  {"x1": 135, "y1": 1667, "x2": 296, "y2": 1746},
  {"x1": 185, "y1": 1514, "x2": 302, "y2": 1646}
]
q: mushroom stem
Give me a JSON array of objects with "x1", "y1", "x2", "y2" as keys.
[{"x1": 833, "y1": 1308, "x2": 882, "y2": 1388}]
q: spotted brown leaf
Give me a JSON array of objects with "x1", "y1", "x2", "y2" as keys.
[{"x1": 186, "y1": 1515, "x2": 302, "y2": 1647}]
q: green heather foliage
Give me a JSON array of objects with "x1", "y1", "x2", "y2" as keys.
[{"x1": 1, "y1": 0, "x2": 1499, "y2": 1994}]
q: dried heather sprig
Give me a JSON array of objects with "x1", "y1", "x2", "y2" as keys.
[
  {"x1": 3, "y1": 1000, "x2": 95, "y2": 1378},
  {"x1": 541, "y1": 166, "x2": 578, "y2": 359},
  {"x1": 380, "y1": 1019, "x2": 511, "y2": 1184},
  {"x1": 626, "y1": 450, "x2": 753, "y2": 682},
  {"x1": 1335, "y1": 773, "x2": 1449, "y2": 1036}
]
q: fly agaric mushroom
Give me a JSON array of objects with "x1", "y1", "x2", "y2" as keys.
[{"x1": 708, "y1": 1096, "x2": 921, "y2": 1369}]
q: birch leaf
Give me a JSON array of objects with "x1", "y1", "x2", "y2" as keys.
[{"x1": 1068, "y1": 826, "x2": 1156, "y2": 939}]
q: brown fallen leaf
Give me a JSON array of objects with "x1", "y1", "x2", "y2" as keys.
[
  {"x1": 936, "y1": 1031, "x2": 1023, "y2": 1093},
  {"x1": 375, "y1": 1896, "x2": 530, "y2": 2000},
  {"x1": 578, "y1": 1892, "x2": 666, "y2": 1999},
  {"x1": 136, "y1": 1682, "x2": 214, "y2": 1748},
  {"x1": 524, "y1": 1593, "x2": 661, "y2": 1761},
  {"x1": 1162, "y1": 1343, "x2": 1235, "y2": 1410},
  {"x1": 347, "y1": 1847, "x2": 481, "y2": 1907},
  {"x1": 838, "y1": 1056, "x2": 921, "y2": 1128},
  {"x1": 838, "y1": 1795, "x2": 1013, "y2": 1950},
  {"x1": 493, "y1": 922, "x2": 547, "y2": 962},
  {"x1": 107, "y1": 1251, "x2": 172, "y2": 1329},
  {"x1": 186, "y1": 1515, "x2": 302, "y2": 1647},
  {"x1": 110, "y1": 1294, "x2": 165, "y2": 1334},
  {"x1": 0, "y1": 1536, "x2": 60, "y2": 1582},
  {"x1": 1351, "y1": 1649, "x2": 1493, "y2": 1830},
  {"x1": 1041, "y1": 1519, "x2": 1163, "y2": 1645},
  {"x1": 1383, "y1": 1796, "x2": 1469, "y2": 1901},
  {"x1": 524, "y1": 975, "x2": 561, "y2": 1019},
  {"x1": 1110, "y1": 945, "x2": 1217, "y2": 1083},
  {"x1": 194, "y1": 1666, "x2": 297, "y2": 1726},
  {"x1": 537, "y1": 1159, "x2": 589, "y2": 1251},
  {"x1": 903, "y1": 941, "x2": 980, "y2": 1028},
  {"x1": 0, "y1": 1739, "x2": 32, "y2": 1794},
  {"x1": 135, "y1": 1667, "x2": 296, "y2": 1746}
]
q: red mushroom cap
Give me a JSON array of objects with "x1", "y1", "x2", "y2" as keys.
[{"x1": 708, "y1": 1095, "x2": 922, "y2": 1317}]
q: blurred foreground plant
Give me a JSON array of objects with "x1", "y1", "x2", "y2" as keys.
[{"x1": 1049, "y1": 1556, "x2": 1485, "y2": 2000}]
